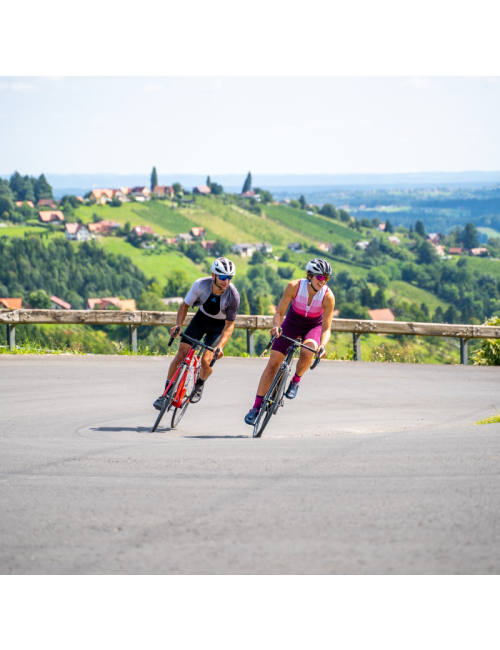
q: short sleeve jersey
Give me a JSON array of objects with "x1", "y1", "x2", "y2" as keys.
[{"x1": 184, "y1": 278, "x2": 240, "y2": 321}]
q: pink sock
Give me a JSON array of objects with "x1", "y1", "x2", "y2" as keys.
[
  {"x1": 292, "y1": 373, "x2": 301, "y2": 384},
  {"x1": 254, "y1": 395, "x2": 264, "y2": 409}
]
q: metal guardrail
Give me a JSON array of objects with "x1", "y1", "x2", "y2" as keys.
[{"x1": 2, "y1": 309, "x2": 500, "y2": 364}]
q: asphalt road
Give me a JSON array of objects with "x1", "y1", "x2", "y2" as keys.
[{"x1": 1, "y1": 354, "x2": 499, "y2": 574}]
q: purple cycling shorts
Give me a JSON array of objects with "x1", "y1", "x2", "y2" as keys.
[{"x1": 271, "y1": 316, "x2": 322, "y2": 356}]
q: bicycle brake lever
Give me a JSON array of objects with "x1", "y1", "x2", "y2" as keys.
[
  {"x1": 168, "y1": 325, "x2": 181, "y2": 347},
  {"x1": 209, "y1": 347, "x2": 221, "y2": 367}
]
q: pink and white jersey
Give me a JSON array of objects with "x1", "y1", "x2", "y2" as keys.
[{"x1": 291, "y1": 279, "x2": 328, "y2": 318}]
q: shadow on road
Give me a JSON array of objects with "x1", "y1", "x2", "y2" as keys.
[{"x1": 91, "y1": 426, "x2": 158, "y2": 434}]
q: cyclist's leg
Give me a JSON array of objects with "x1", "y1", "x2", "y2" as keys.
[
  {"x1": 199, "y1": 329, "x2": 223, "y2": 381},
  {"x1": 295, "y1": 338, "x2": 318, "y2": 376},
  {"x1": 256, "y1": 350, "x2": 286, "y2": 396},
  {"x1": 166, "y1": 341, "x2": 191, "y2": 384}
]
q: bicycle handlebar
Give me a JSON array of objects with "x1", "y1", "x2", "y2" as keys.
[
  {"x1": 167, "y1": 327, "x2": 215, "y2": 353},
  {"x1": 263, "y1": 332, "x2": 323, "y2": 368}
]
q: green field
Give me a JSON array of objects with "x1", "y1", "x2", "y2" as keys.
[
  {"x1": 264, "y1": 204, "x2": 360, "y2": 243},
  {"x1": 99, "y1": 237, "x2": 203, "y2": 284}
]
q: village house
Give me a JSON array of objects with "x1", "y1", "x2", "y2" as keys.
[
  {"x1": 190, "y1": 227, "x2": 205, "y2": 239},
  {"x1": 427, "y1": 233, "x2": 441, "y2": 245},
  {"x1": 114, "y1": 188, "x2": 131, "y2": 202},
  {"x1": 177, "y1": 233, "x2": 194, "y2": 244},
  {"x1": 65, "y1": 223, "x2": 90, "y2": 241},
  {"x1": 131, "y1": 187, "x2": 151, "y2": 199},
  {"x1": 280, "y1": 199, "x2": 291, "y2": 206},
  {"x1": 449, "y1": 247, "x2": 463, "y2": 255},
  {"x1": 153, "y1": 185, "x2": 174, "y2": 199},
  {"x1": 88, "y1": 220, "x2": 121, "y2": 236},
  {"x1": 232, "y1": 243, "x2": 256, "y2": 257},
  {"x1": 0, "y1": 298, "x2": 22, "y2": 309},
  {"x1": 15, "y1": 200, "x2": 34, "y2": 208},
  {"x1": 254, "y1": 242, "x2": 273, "y2": 254},
  {"x1": 38, "y1": 210, "x2": 65, "y2": 223},
  {"x1": 132, "y1": 225, "x2": 154, "y2": 238},
  {"x1": 377, "y1": 223, "x2": 386, "y2": 231},
  {"x1": 37, "y1": 199, "x2": 57, "y2": 208},
  {"x1": 316, "y1": 243, "x2": 332, "y2": 253},
  {"x1": 200, "y1": 240, "x2": 216, "y2": 251},
  {"x1": 89, "y1": 189, "x2": 114, "y2": 204},
  {"x1": 470, "y1": 247, "x2": 488, "y2": 256},
  {"x1": 356, "y1": 241, "x2": 369, "y2": 250},
  {"x1": 193, "y1": 185, "x2": 211, "y2": 195},
  {"x1": 388, "y1": 236, "x2": 401, "y2": 245},
  {"x1": 86, "y1": 298, "x2": 137, "y2": 311},
  {"x1": 432, "y1": 244, "x2": 446, "y2": 256},
  {"x1": 368, "y1": 308, "x2": 395, "y2": 322},
  {"x1": 50, "y1": 295, "x2": 71, "y2": 310},
  {"x1": 241, "y1": 190, "x2": 260, "y2": 201},
  {"x1": 288, "y1": 243, "x2": 303, "y2": 253}
]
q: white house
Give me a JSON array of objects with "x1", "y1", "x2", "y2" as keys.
[
  {"x1": 254, "y1": 242, "x2": 273, "y2": 254},
  {"x1": 355, "y1": 241, "x2": 369, "y2": 250},
  {"x1": 232, "y1": 243, "x2": 256, "y2": 257},
  {"x1": 288, "y1": 242, "x2": 303, "y2": 253},
  {"x1": 65, "y1": 223, "x2": 90, "y2": 241}
]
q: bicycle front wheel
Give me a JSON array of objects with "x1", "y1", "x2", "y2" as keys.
[
  {"x1": 253, "y1": 366, "x2": 287, "y2": 438},
  {"x1": 171, "y1": 365, "x2": 197, "y2": 429},
  {"x1": 151, "y1": 371, "x2": 183, "y2": 432}
]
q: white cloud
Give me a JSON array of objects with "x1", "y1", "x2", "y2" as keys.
[
  {"x1": 142, "y1": 83, "x2": 165, "y2": 93},
  {"x1": 0, "y1": 81, "x2": 38, "y2": 92},
  {"x1": 401, "y1": 77, "x2": 430, "y2": 89}
]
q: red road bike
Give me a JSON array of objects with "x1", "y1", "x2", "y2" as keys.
[{"x1": 151, "y1": 327, "x2": 220, "y2": 432}]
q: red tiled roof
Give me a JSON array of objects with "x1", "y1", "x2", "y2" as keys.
[
  {"x1": 39, "y1": 210, "x2": 65, "y2": 222},
  {"x1": 50, "y1": 295, "x2": 71, "y2": 309},
  {"x1": 37, "y1": 199, "x2": 57, "y2": 207},
  {"x1": 91, "y1": 189, "x2": 114, "y2": 199},
  {"x1": 194, "y1": 185, "x2": 211, "y2": 194},
  {"x1": 132, "y1": 225, "x2": 154, "y2": 236},
  {"x1": 190, "y1": 227, "x2": 205, "y2": 237},
  {"x1": 368, "y1": 308, "x2": 395, "y2": 322},
  {"x1": 449, "y1": 247, "x2": 463, "y2": 254},
  {"x1": 241, "y1": 190, "x2": 256, "y2": 197},
  {"x1": 0, "y1": 298, "x2": 22, "y2": 309}
]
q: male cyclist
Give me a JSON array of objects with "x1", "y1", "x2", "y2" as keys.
[
  {"x1": 244, "y1": 258, "x2": 335, "y2": 425},
  {"x1": 154, "y1": 257, "x2": 240, "y2": 409}
]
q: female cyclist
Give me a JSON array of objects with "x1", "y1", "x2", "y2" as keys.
[{"x1": 244, "y1": 258, "x2": 335, "y2": 426}]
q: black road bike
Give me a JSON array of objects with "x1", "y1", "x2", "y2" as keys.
[
  {"x1": 152, "y1": 327, "x2": 220, "y2": 432},
  {"x1": 252, "y1": 333, "x2": 322, "y2": 438}
]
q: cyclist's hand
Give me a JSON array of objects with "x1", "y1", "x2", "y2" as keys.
[
  {"x1": 216, "y1": 348, "x2": 224, "y2": 360},
  {"x1": 271, "y1": 326, "x2": 282, "y2": 338},
  {"x1": 318, "y1": 345, "x2": 326, "y2": 359},
  {"x1": 170, "y1": 325, "x2": 181, "y2": 338}
]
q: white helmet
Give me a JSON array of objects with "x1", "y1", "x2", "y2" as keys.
[
  {"x1": 306, "y1": 258, "x2": 332, "y2": 276},
  {"x1": 211, "y1": 257, "x2": 236, "y2": 276}
]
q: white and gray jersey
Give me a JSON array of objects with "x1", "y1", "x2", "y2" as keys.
[{"x1": 184, "y1": 277, "x2": 240, "y2": 321}]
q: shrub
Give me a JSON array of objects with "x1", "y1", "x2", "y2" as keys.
[{"x1": 472, "y1": 317, "x2": 500, "y2": 366}]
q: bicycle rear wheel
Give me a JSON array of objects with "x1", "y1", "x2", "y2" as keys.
[
  {"x1": 151, "y1": 371, "x2": 182, "y2": 432},
  {"x1": 171, "y1": 365, "x2": 197, "y2": 429},
  {"x1": 253, "y1": 366, "x2": 287, "y2": 438}
]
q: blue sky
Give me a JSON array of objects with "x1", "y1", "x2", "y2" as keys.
[{"x1": 1, "y1": 76, "x2": 499, "y2": 176}]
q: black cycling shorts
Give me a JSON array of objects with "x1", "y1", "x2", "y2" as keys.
[{"x1": 180, "y1": 309, "x2": 225, "y2": 349}]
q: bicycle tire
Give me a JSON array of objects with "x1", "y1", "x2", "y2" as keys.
[
  {"x1": 151, "y1": 370, "x2": 183, "y2": 432},
  {"x1": 171, "y1": 364, "x2": 197, "y2": 429},
  {"x1": 253, "y1": 366, "x2": 287, "y2": 438}
]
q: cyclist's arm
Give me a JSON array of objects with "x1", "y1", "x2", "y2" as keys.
[
  {"x1": 319, "y1": 291, "x2": 336, "y2": 353},
  {"x1": 170, "y1": 301, "x2": 190, "y2": 337},
  {"x1": 218, "y1": 320, "x2": 235, "y2": 349},
  {"x1": 271, "y1": 281, "x2": 298, "y2": 335}
]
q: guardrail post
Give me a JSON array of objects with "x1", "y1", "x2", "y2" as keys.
[
  {"x1": 8, "y1": 324, "x2": 16, "y2": 351},
  {"x1": 247, "y1": 329, "x2": 255, "y2": 356},
  {"x1": 129, "y1": 325, "x2": 138, "y2": 353},
  {"x1": 353, "y1": 332, "x2": 361, "y2": 361},
  {"x1": 460, "y1": 337, "x2": 470, "y2": 365}
]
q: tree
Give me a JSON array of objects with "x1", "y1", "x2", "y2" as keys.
[
  {"x1": 373, "y1": 288, "x2": 388, "y2": 308},
  {"x1": 280, "y1": 250, "x2": 291, "y2": 262},
  {"x1": 242, "y1": 172, "x2": 252, "y2": 194},
  {"x1": 367, "y1": 268, "x2": 389, "y2": 289},
  {"x1": 34, "y1": 174, "x2": 53, "y2": 201},
  {"x1": 136, "y1": 289, "x2": 167, "y2": 311},
  {"x1": 212, "y1": 238, "x2": 230, "y2": 258},
  {"x1": 254, "y1": 187, "x2": 273, "y2": 203},
  {"x1": 320, "y1": 204, "x2": 339, "y2": 220},
  {"x1": 240, "y1": 288, "x2": 250, "y2": 314},
  {"x1": 415, "y1": 220, "x2": 426, "y2": 238},
  {"x1": 150, "y1": 167, "x2": 158, "y2": 191},
  {"x1": 28, "y1": 289, "x2": 51, "y2": 309},
  {"x1": 339, "y1": 209, "x2": 351, "y2": 223},
  {"x1": 278, "y1": 266, "x2": 294, "y2": 280},
  {"x1": 433, "y1": 306, "x2": 444, "y2": 323},
  {"x1": 409, "y1": 224, "x2": 413, "y2": 234},
  {"x1": 0, "y1": 196, "x2": 14, "y2": 219},
  {"x1": 164, "y1": 269, "x2": 190, "y2": 297},
  {"x1": 417, "y1": 241, "x2": 438, "y2": 265},
  {"x1": 339, "y1": 302, "x2": 369, "y2": 319},
  {"x1": 299, "y1": 195, "x2": 307, "y2": 210},
  {"x1": 254, "y1": 294, "x2": 265, "y2": 315},
  {"x1": 206, "y1": 176, "x2": 211, "y2": 187},
  {"x1": 249, "y1": 250, "x2": 265, "y2": 266},
  {"x1": 172, "y1": 182, "x2": 183, "y2": 195},
  {"x1": 385, "y1": 219, "x2": 394, "y2": 234},
  {"x1": 444, "y1": 304, "x2": 459, "y2": 324},
  {"x1": 461, "y1": 222, "x2": 479, "y2": 250},
  {"x1": 420, "y1": 302, "x2": 429, "y2": 318}
]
